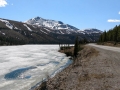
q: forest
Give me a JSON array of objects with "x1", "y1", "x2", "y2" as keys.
[{"x1": 99, "y1": 25, "x2": 120, "y2": 44}]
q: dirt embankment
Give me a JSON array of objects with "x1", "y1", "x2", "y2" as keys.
[{"x1": 35, "y1": 46, "x2": 120, "y2": 90}]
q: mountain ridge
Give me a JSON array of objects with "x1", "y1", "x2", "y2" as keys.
[
  {"x1": 0, "y1": 17, "x2": 102, "y2": 45},
  {"x1": 25, "y1": 16, "x2": 79, "y2": 31}
]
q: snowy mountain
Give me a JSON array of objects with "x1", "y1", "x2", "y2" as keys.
[
  {"x1": 0, "y1": 17, "x2": 102, "y2": 45},
  {"x1": 25, "y1": 16, "x2": 102, "y2": 35},
  {"x1": 78, "y1": 28, "x2": 103, "y2": 34},
  {"x1": 25, "y1": 17, "x2": 79, "y2": 31}
]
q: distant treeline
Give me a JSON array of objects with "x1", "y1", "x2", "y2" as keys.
[
  {"x1": 99, "y1": 25, "x2": 120, "y2": 43},
  {"x1": 0, "y1": 36, "x2": 26, "y2": 45}
]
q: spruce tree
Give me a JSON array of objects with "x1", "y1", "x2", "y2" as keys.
[
  {"x1": 118, "y1": 25, "x2": 120, "y2": 42},
  {"x1": 103, "y1": 30, "x2": 107, "y2": 42},
  {"x1": 114, "y1": 25, "x2": 118, "y2": 42},
  {"x1": 74, "y1": 36, "x2": 79, "y2": 57}
]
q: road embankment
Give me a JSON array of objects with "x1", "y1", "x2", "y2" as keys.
[{"x1": 35, "y1": 44, "x2": 120, "y2": 90}]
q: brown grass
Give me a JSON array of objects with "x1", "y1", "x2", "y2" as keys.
[
  {"x1": 59, "y1": 46, "x2": 74, "y2": 54},
  {"x1": 98, "y1": 42, "x2": 120, "y2": 47}
]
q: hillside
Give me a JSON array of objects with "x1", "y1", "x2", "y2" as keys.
[{"x1": 0, "y1": 17, "x2": 102, "y2": 45}]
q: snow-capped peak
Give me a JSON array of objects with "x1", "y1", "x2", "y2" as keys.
[{"x1": 25, "y1": 16, "x2": 79, "y2": 30}]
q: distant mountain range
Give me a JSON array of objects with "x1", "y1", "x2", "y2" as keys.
[{"x1": 0, "y1": 17, "x2": 102, "y2": 45}]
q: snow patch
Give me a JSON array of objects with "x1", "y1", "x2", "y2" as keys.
[
  {"x1": 0, "y1": 19, "x2": 13, "y2": 29},
  {"x1": 24, "y1": 32, "x2": 26, "y2": 35},
  {"x1": 40, "y1": 30, "x2": 48, "y2": 34},
  {"x1": 57, "y1": 27, "x2": 67, "y2": 30},
  {"x1": 32, "y1": 25, "x2": 37, "y2": 28},
  {"x1": 23, "y1": 24, "x2": 32, "y2": 31},
  {"x1": 44, "y1": 28, "x2": 51, "y2": 32},
  {"x1": 0, "y1": 31, "x2": 5, "y2": 35},
  {"x1": 66, "y1": 30, "x2": 71, "y2": 34},
  {"x1": 59, "y1": 30, "x2": 64, "y2": 34},
  {"x1": 14, "y1": 27, "x2": 18, "y2": 29},
  {"x1": 2, "y1": 33, "x2": 5, "y2": 35}
]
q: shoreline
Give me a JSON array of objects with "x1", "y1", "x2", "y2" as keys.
[
  {"x1": 32, "y1": 46, "x2": 74, "y2": 90},
  {"x1": 32, "y1": 61, "x2": 73, "y2": 90},
  {"x1": 33, "y1": 46, "x2": 75, "y2": 90},
  {"x1": 34, "y1": 45, "x2": 96, "y2": 90}
]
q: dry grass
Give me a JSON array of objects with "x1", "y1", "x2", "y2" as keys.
[
  {"x1": 98, "y1": 42, "x2": 120, "y2": 47},
  {"x1": 90, "y1": 73, "x2": 106, "y2": 79}
]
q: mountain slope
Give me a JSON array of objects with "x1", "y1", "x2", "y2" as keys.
[
  {"x1": 25, "y1": 17, "x2": 79, "y2": 31},
  {"x1": 0, "y1": 17, "x2": 102, "y2": 45}
]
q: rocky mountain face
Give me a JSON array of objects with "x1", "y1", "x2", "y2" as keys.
[
  {"x1": 25, "y1": 17, "x2": 79, "y2": 31},
  {"x1": 0, "y1": 17, "x2": 102, "y2": 45}
]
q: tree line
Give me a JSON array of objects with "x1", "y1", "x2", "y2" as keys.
[
  {"x1": 0, "y1": 36, "x2": 26, "y2": 45},
  {"x1": 99, "y1": 25, "x2": 120, "y2": 44}
]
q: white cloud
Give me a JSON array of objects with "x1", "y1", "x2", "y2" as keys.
[
  {"x1": 107, "y1": 19, "x2": 120, "y2": 22},
  {"x1": 119, "y1": 11, "x2": 120, "y2": 14},
  {"x1": 0, "y1": 0, "x2": 7, "y2": 7}
]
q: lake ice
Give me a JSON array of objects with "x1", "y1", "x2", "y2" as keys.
[{"x1": 0, "y1": 45, "x2": 72, "y2": 90}]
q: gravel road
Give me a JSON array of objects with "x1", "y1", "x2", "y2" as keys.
[{"x1": 88, "y1": 43, "x2": 120, "y2": 53}]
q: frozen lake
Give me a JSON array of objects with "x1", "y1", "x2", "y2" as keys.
[{"x1": 0, "y1": 45, "x2": 72, "y2": 90}]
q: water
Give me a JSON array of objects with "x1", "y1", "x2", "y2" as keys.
[{"x1": 0, "y1": 45, "x2": 72, "y2": 90}]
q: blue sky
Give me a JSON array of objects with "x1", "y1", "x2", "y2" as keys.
[{"x1": 0, "y1": 0, "x2": 120, "y2": 31}]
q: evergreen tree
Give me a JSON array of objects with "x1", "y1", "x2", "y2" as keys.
[
  {"x1": 74, "y1": 36, "x2": 79, "y2": 57},
  {"x1": 118, "y1": 25, "x2": 120, "y2": 42},
  {"x1": 103, "y1": 30, "x2": 107, "y2": 42},
  {"x1": 114, "y1": 25, "x2": 118, "y2": 42}
]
